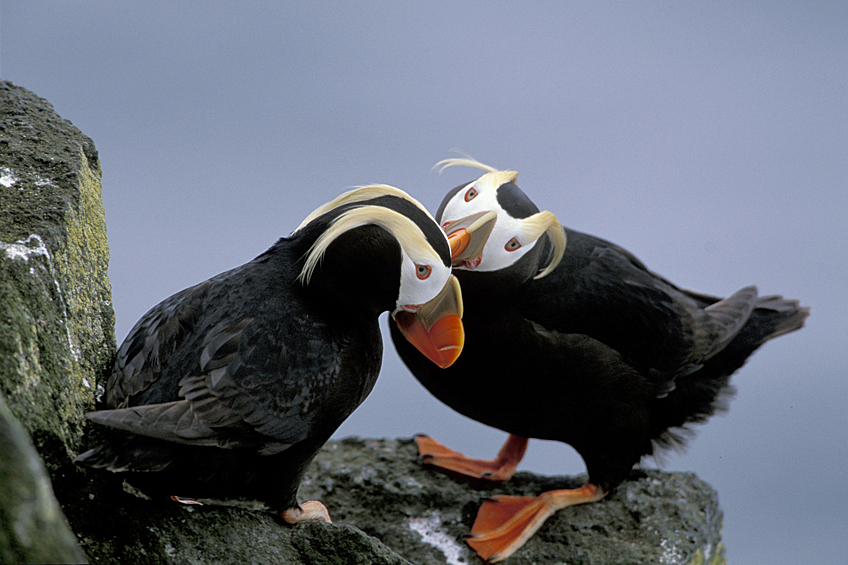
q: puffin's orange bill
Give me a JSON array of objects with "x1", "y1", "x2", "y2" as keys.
[
  {"x1": 448, "y1": 228, "x2": 471, "y2": 258},
  {"x1": 394, "y1": 276, "x2": 464, "y2": 368},
  {"x1": 442, "y1": 211, "x2": 498, "y2": 264}
]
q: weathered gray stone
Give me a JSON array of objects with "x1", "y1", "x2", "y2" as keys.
[
  {"x1": 0, "y1": 79, "x2": 111, "y2": 564},
  {"x1": 0, "y1": 79, "x2": 115, "y2": 467},
  {"x1": 57, "y1": 469, "x2": 412, "y2": 565},
  {"x1": 0, "y1": 392, "x2": 88, "y2": 564},
  {"x1": 56, "y1": 436, "x2": 725, "y2": 564},
  {"x1": 298, "y1": 437, "x2": 726, "y2": 565}
]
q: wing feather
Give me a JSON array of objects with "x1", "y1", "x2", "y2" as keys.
[
  {"x1": 523, "y1": 228, "x2": 757, "y2": 390},
  {"x1": 107, "y1": 281, "x2": 210, "y2": 408},
  {"x1": 92, "y1": 312, "x2": 344, "y2": 455}
]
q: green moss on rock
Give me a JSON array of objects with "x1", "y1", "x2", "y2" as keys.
[{"x1": 0, "y1": 80, "x2": 115, "y2": 463}]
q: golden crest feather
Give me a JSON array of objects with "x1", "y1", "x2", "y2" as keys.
[
  {"x1": 298, "y1": 203, "x2": 442, "y2": 286},
  {"x1": 435, "y1": 157, "x2": 518, "y2": 190},
  {"x1": 292, "y1": 184, "x2": 433, "y2": 235}
]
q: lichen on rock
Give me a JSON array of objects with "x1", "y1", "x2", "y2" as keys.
[{"x1": 0, "y1": 80, "x2": 115, "y2": 464}]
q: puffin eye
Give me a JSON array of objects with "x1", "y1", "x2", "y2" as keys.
[
  {"x1": 505, "y1": 238, "x2": 522, "y2": 252},
  {"x1": 464, "y1": 187, "x2": 478, "y2": 202},
  {"x1": 415, "y1": 264, "x2": 432, "y2": 280}
]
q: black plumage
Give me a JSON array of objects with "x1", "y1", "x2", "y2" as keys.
[
  {"x1": 390, "y1": 160, "x2": 808, "y2": 562},
  {"x1": 76, "y1": 186, "x2": 464, "y2": 522}
]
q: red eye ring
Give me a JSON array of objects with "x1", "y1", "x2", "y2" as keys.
[
  {"x1": 505, "y1": 238, "x2": 522, "y2": 252},
  {"x1": 464, "y1": 187, "x2": 478, "y2": 202},
  {"x1": 416, "y1": 264, "x2": 432, "y2": 280}
]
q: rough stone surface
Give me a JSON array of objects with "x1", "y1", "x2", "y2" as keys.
[
  {"x1": 56, "y1": 467, "x2": 413, "y2": 565},
  {"x1": 55, "y1": 436, "x2": 725, "y2": 565},
  {"x1": 0, "y1": 392, "x2": 88, "y2": 564},
  {"x1": 0, "y1": 79, "x2": 115, "y2": 466},
  {"x1": 298, "y1": 437, "x2": 726, "y2": 565}
]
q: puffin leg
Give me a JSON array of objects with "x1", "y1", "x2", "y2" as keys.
[
  {"x1": 416, "y1": 434, "x2": 528, "y2": 482},
  {"x1": 280, "y1": 500, "x2": 332, "y2": 524},
  {"x1": 466, "y1": 483, "x2": 606, "y2": 563}
]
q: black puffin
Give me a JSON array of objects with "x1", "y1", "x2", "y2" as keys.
[
  {"x1": 76, "y1": 184, "x2": 465, "y2": 524},
  {"x1": 390, "y1": 159, "x2": 808, "y2": 562}
]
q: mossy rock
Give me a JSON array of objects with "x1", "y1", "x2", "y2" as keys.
[{"x1": 1, "y1": 80, "x2": 115, "y2": 467}]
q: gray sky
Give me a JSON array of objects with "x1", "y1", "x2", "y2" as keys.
[{"x1": 3, "y1": 2, "x2": 846, "y2": 562}]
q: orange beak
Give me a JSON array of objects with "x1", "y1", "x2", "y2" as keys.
[
  {"x1": 393, "y1": 275, "x2": 464, "y2": 368},
  {"x1": 448, "y1": 228, "x2": 472, "y2": 258},
  {"x1": 443, "y1": 211, "x2": 498, "y2": 266}
]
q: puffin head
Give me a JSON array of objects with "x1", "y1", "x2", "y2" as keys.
[
  {"x1": 434, "y1": 158, "x2": 567, "y2": 288},
  {"x1": 293, "y1": 185, "x2": 464, "y2": 368}
]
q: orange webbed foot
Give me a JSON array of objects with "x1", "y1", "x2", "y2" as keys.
[
  {"x1": 466, "y1": 484, "x2": 606, "y2": 562},
  {"x1": 415, "y1": 434, "x2": 528, "y2": 482}
]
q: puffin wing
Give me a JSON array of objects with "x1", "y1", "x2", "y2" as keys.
[
  {"x1": 88, "y1": 314, "x2": 343, "y2": 456},
  {"x1": 85, "y1": 400, "x2": 225, "y2": 446},
  {"x1": 105, "y1": 280, "x2": 211, "y2": 408},
  {"x1": 183, "y1": 312, "x2": 345, "y2": 453},
  {"x1": 523, "y1": 228, "x2": 757, "y2": 386}
]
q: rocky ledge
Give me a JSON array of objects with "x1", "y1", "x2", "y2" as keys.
[
  {"x1": 55, "y1": 436, "x2": 725, "y2": 565},
  {"x1": 305, "y1": 437, "x2": 726, "y2": 564}
]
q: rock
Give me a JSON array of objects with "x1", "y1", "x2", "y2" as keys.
[
  {"x1": 56, "y1": 436, "x2": 724, "y2": 564},
  {"x1": 0, "y1": 79, "x2": 112, "y2": 564},
  {"x1": 0, "y1": 79, "x2": 115, "y2": 468},
  {"x1": 0, "y1": 81, "x2": 726, "y2": 564},
  {"x1": 298, "y1": 437, "x2": 726, "y2": 565},
  {"x1": 0, "y1": 392, "x2": 88, "y2": 564},
  {"x1": 57, "y1": 471, "x2": 413, "y2": 565}
]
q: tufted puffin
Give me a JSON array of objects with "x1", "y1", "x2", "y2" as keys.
[
  {"x1": 76, "y1": 185, "x2": 464, "y2": 524},
  {"x1": 390, "y1": 159, "x2": 808, "y2": 562}
]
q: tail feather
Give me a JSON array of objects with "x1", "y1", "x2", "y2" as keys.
[
  {"x1": 75, "y1": 438, "x2": 176, "y2": 473},
  {"x1": 699, "y1": 285, "x2": 758, "y2": 361},
  {"x1": 749, "y1": 295, "x2": 810, "y2": 343},
  {"x1": 75, "y1": 443, "x2": 123, "y2": 470},
  {"x1": 649, "y1": 292, "x2": 808, "y2": 455}
]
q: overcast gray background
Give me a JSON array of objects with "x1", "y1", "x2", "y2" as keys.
[{"x1": 2, "y1": 2, "x2": 846, "y2": 563}]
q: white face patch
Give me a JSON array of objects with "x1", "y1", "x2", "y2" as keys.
[
  {"x1": 396, "y1": 247, "x2": 452, "y2": 312},
  {"x1": 440, "y1": 182, "x2": 537, "y2": 272}
]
